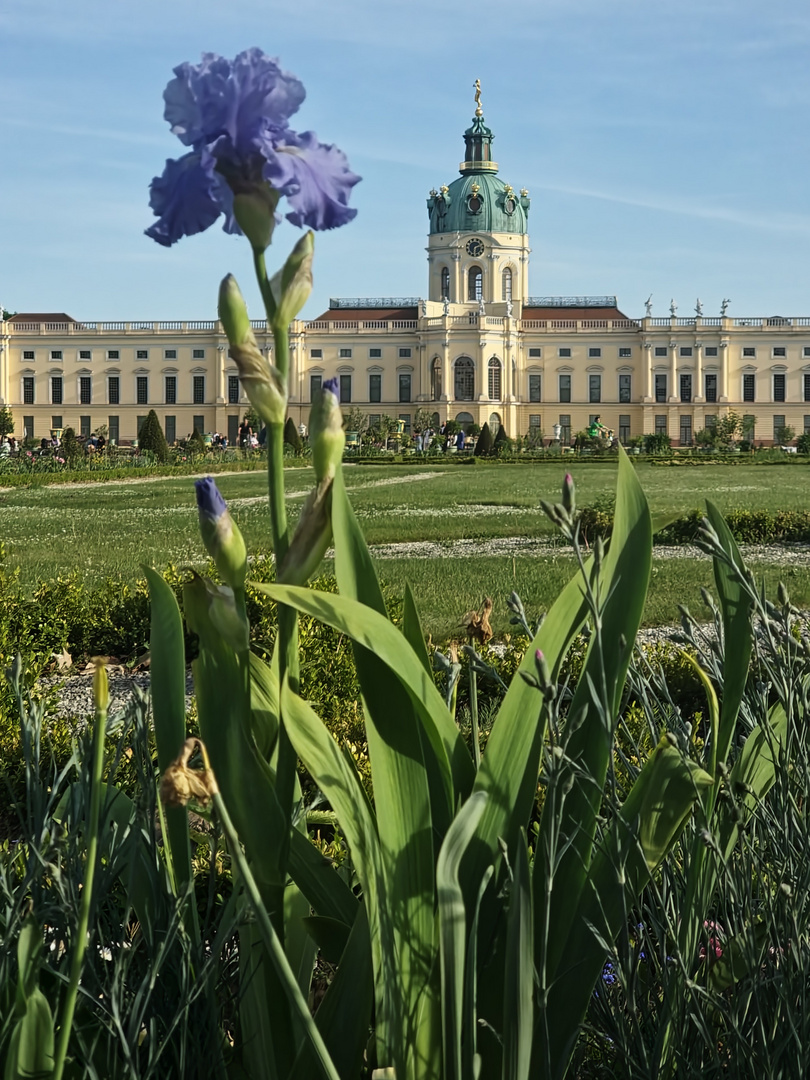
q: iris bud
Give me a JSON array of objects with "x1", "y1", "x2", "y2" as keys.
[
  {"x1": 271, "y1": 231, "x2": 314, "y2": 328},
  {"x1": 562, "y1": 472, "x2": 576, "y2": 514},
  {"x1": 218, "y1": 274, "x2": 287, "y2": 425},
  {"x1": 277, "y1": 477, "x2": 333, "y2": 585},
  {"x1": 93, "y1": 659, "x2": 109, "y2": 713},
  {"x1": 195, "y1": 477, "x2": 247, "y2": 590},
  {"x1": 309, "y1": 377, "x2": 345, "y2": 481}
]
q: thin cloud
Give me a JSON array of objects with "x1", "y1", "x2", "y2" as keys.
[{"x1": 537, "y1": 182, "x2": 810, "y2": 237}]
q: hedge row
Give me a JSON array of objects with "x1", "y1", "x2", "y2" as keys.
[{"x1": 579, "y1": 504, "x2": 810, "y2": 545}]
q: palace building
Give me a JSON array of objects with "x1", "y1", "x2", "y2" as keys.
[{"x1": 3, "y1": 91, "x2": 810, "y2": 448}]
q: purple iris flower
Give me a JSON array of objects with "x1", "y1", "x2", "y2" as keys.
[
  {"x1": 195, "y1": 476, "x2": 227, "y2": 521},
  {"x1": 146, "y1": 48, "x2": 360, "y2": 246}
]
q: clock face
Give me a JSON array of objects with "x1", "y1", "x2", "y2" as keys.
[{"x1": 466, "y1": 238, "x2": 485, "y2": 257}]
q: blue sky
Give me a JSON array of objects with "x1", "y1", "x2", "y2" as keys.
[{"x1": 2, "y1": 0, "x2": 810, "y2": 321}]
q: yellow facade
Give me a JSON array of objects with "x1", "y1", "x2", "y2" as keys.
[{"x1": 2, "y1": 104, "x2": 809, "y2": 447}]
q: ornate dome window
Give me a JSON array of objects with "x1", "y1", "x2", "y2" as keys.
[
  {"x1": 431, "y1": 357, "x2": 442, "y2": 400},
  {"x1": 468, "y1": 266, "x2": 483, "y2": 302},
  {"x1": 488, "y1": 356, "x2": 502, "y2": 400},
  {"x1": 502, "y1": 267, "x2": 512, "y2": 302},
  {"x1": 455, "y1": 356, "x2": 475, "y2": 401},
  {"x1": 441, "y1": 267, "x2": 450, "y2": 300}
]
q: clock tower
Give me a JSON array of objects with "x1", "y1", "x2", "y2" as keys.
[{"x1": 425, "y1": 85, "x2": 531, "y2": 310}]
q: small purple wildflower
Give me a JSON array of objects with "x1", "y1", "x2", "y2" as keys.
[{"x1": 146, "y1": 48, "x2": 360, "y2": 246}]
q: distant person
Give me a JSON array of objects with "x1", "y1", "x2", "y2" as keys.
[
  {"x1": 457, "y1": 428, "x2": 466, "y2": 451},
  {"x1": 238, "y1": 418, "x2": 252, "y2": 449}
]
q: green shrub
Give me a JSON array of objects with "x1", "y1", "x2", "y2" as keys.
[
  {"x1": 474, "y1": 422, "x2": 494, "y2": 457},
  {"x1": 493, "y1": 424, "x2": 512, "y2": 454},
  {"x1": 188, "y1": 426, "x2": 206, "y2": 455},
  {"x1": 137, "y1": 408, "x2": 170, "y2": 461},
  {"x1": 283, "y1": 416, "x2": 302, "y2": 453},
  {"x1": 61, "y1": 427, "x2": 80, "y2": 463}
]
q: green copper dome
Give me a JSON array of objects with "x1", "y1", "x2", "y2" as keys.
[{"x1": 427, "y1": 105, "x2": 530, "y2": 235}]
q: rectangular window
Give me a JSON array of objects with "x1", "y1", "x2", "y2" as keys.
[
  {"x1": 80, "y1": 415, "x2": 91, "y2": 439},
  {"x1": 51, "y1": 376, "x2": 63, "y2": 405},
  {"x1": 619, "y1": 347, "x2": 632, "y2": 358},
  {"x1": 193, "y1": 415, "x2": 205, "y2": 435},
  {"x1": 108, "y1": 376, "x2": 120, "y2": 405},
  {"x1": 773, "y1": 373, "x2": 786, "y2": 402},
  {"x1": 23, "y1": 377, "x2": 35, "y2": 404},
  {"x1": 398, "y1": 348, "x2": 412, "y2": 358},
  {"x1": 680, "y1": 347, "x2": 693, "y2": 357},
  {"x1": 773, "y1": 347, "x2": 787, "y2": 358},
  {"x1": 165, "y1": 416, "x2": 176, "y2": 444},
  {"x1": 529, "y1": 374, "x2": 542, "y2": 402},
  {"x1": 588, "y1": 347, "x2": 602, "y2": 358},
  {"x1": 339, "y1": 374, "x2": 352, "y2": 403},
  {"x1": 51, "y1": 415, "x2": 62, "y2": 430},
  {"x1": 79, "y1": 350, "x2": 91, "y2": 360},
  {"x1": 310, "y1": 374, "x2": 322, "y2": 400},
  {"x1": 655, "y1": 373, "x2": 667, "y2": 402},
  {"x1": 192, "y1": 349, "x2": 205, "y2": 359},
  {"x1": 23, "y1": 415, "x2": 34, "y2": 437},
  {"x1": 655, "y1": 415, "x2": 667, "y2": 435},
  {"x1": 805, "y1": 373, "x2": 810, "y2": 402},
  {"x1": 619, "y1": 414, "x2": 631, "y2": 444},
  {"x1": 165, "y1": 376, "x2": 177, "y2": 404},
  {"x1": 107, "y1": 350, "x2": 119, "y2": 360},
  {"x1": 680, "y1": 373, "x2": 692, "y2": 403},
  {"x1": 743, "y1": 373, "x2": 755, "y2": 402},
  {"x1": 679, "y1": 415, "x2": 692, "y2": 446},
  {"x1": 339, "y1": 348, "x2": 352, "y2": 359},
  {"x1": 705, "y1": 415, "x2": 717, "y2": 431},
  {"x1": 619, "y1": 373, "x2": 631, "y2": 403},
  {"x1": 369, "y1": 374, "x2": 382, "y2": 403},
  {"x1": 559, "y1": 414, "x2": 571, "y2": 443},
  {"x1": 705, "y1": 374, "x2": 717, "y2": 403},
  {"x1": 369, "y1": 414, "x2": 381, "y2": 429},
  {"x1": 743, "y1": 347, "x2": 756, "y2": 358},
  {"x1": 529, "y1": 414, "x2": 542, "y2": 430},
  {"x1": 589, "y1": 374, "x2": 601, "y2": 403},
  {"x1": 774, "y1": 414, "x2": 786, "y2": 441},
  {"x1": 165, "y1": 349, "x2": 177, "y2": 359},
  {"x1": 805, "y1": 415, "x2": 810, "y2": 434},
  {"x1": 398, "y1": 373, "x2": 411, "y2": 403},
  {"x1": 50, "y1": 350, "x2": 62, "y2": 360},
  {"x1": 136, "y1": 376, "x2": 148, "y2": 405},
  {"x1": 559, "y1": 374, "x2": 571, "y2": 403},
  {"x1": 137, "y1": 415, "x2": 147, "y2": 435},
  {"x1": 558, "y1": 347, "x2": 571, "y2": 358},
  {"x1": 227, "y1": 415, "x2": 239, "y2": 446},
  {"x1": 136, "y1": 350, "x2": 148, "y2": 360},
  {"x1": 743, "y1": 414, "x2": 755, "y2": 441},
  {"x1": 228, "y1": 375, "x2": 240, "y2": 404},
  {"x1": 399, "y1": 413, "x2": 411, "y2": 434},
  {"x1": 528, "y1": 347, "x2": 542, "y2": 358},
  {"x1": 193, "y1": 375, "x2": 205, "y2": 404},
  {"x1": 310, "y1": 349, "x2": 323, "y2": 358},
  {"x1": 369, "y1": 348, "x2": 382, "y2": 358},
  {"x1": 654, "y1": 346, "x2": 667, "y2": 357},
  {"x1": 80, "y1": 376, "x2": 91, "y2": 404},
  {"x1": 804, "y1": 347, "x2": 810, "y2": 358},
  {"x1": 705, "y1": 346, "x2": 718, "y2": 357},
  {"x1": 23, "y1": 350, "x2": 35, "y2": 360}
]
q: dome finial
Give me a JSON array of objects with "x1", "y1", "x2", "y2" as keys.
[{"x1": 473, "y1": 77, "x2": 483, "y2": 117}]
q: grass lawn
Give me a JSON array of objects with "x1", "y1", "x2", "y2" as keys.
[{"x1": 3, "y1": 460, "x2": 809, "y2": 638}]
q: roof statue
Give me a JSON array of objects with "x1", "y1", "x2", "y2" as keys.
[
  {"x1": 474, "y1": 78, "x2": 483, "y2": 117},
  {"x1": 644, "y1": 294, "x2": 653, "y2": 316},
  {"x1": 695, "y1": 297, "x2": 703, "y2": 316},
  {"x1": 670, "y1": 298, "x2": 678, "y2": 317},
  {"x1": 721, "y1": 297, "x2": 731, "y2": 316}
]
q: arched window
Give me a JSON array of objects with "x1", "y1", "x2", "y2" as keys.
[
  {"x1": 468, "y1": 266, "x2": 483, "y2": 302},
  {"x1": 454, "y1": 357, "x2": 475, "y2": 401},
  {"x1": 502, "y1": 267, "x2": 513, "y2": 302},
  {"x1": 441, "y1": 267, "x2": 450, "y2": 300},
  {"x1": 488, "y1": 356, "x2": 502, "y2": 400},
  {"x1": 430, "y1": 357, "x2": 442, "y2": 400},
  {"x1": 456, "y1": 412, "x2": 474, "y2": 432},
  {"x1": 489, "y1": 412, "x2": 502, "y2": 438}
]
